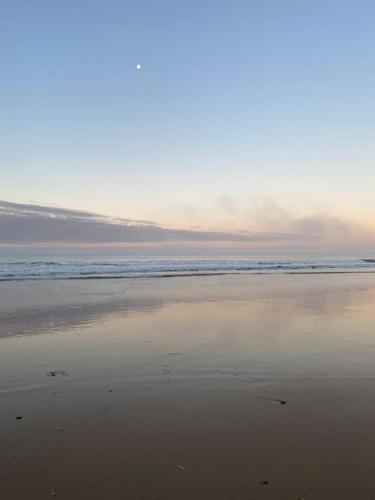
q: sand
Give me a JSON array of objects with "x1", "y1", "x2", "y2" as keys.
[{"x1": 1, "y1": 273, "x2": 375, "y2": 499}]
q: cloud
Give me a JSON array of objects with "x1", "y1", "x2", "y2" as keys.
[
  {"x1": 2, "y1": 199, "x2": 372, "y2": 250},
  {"x1": 250, "y1": 198, "x2": 375, "y2": 248},
  {"x1": 0, "y1": 200, "x2": 304, "y2": 245}
]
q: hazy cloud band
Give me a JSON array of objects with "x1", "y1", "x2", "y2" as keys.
[{"x1": 0, "y1": 201, "x2": 304, "y2": 245}]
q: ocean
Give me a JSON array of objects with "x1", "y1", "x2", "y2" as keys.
[{"x1": 0, "y1": 253, "x2": 374, "y2": 281}]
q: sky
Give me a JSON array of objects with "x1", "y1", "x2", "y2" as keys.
[{"x1": 1, "y1": 1, "x2": 375, "y2": 251}]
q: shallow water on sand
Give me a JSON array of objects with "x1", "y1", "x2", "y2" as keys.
[{"x1": 1, "y1": 273, "x2": 375, "y2": 499}]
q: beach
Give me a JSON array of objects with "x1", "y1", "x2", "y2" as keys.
[{"x1": 2, "y1": 272, "x2": 375, "y2": 499}]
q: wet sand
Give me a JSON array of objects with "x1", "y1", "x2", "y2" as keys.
[{"x1": 2, "y1": 273, "x2": 375, "y2": 499}]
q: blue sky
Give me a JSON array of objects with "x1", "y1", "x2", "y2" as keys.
[{"x1": 1, "y1": 0, "x2": 375, "y2": 240}]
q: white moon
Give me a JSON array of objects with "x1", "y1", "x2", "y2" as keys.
[{"x1": 135, "y1": 64, "x2": 142, "y2": 70}]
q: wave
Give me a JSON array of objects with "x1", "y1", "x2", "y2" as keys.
[{"x1": 0, "y1": 257, "x2": 374, "y2": 281}]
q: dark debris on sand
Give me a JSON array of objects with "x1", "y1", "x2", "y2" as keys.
[{"x1": 47, "y1": 370, "x2": 68, "y2": 377}]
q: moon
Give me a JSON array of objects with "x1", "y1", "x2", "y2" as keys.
[{"x1": 135, "y1": 64, "x2": 142, "y2": 70}]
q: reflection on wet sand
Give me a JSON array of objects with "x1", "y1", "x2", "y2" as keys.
[
  {"x1": 1, "y1": 273, "x2": 375, "y2": 499},
  {"x1": 0, "y1": 273, "x2": 373, "y2": 338}
]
